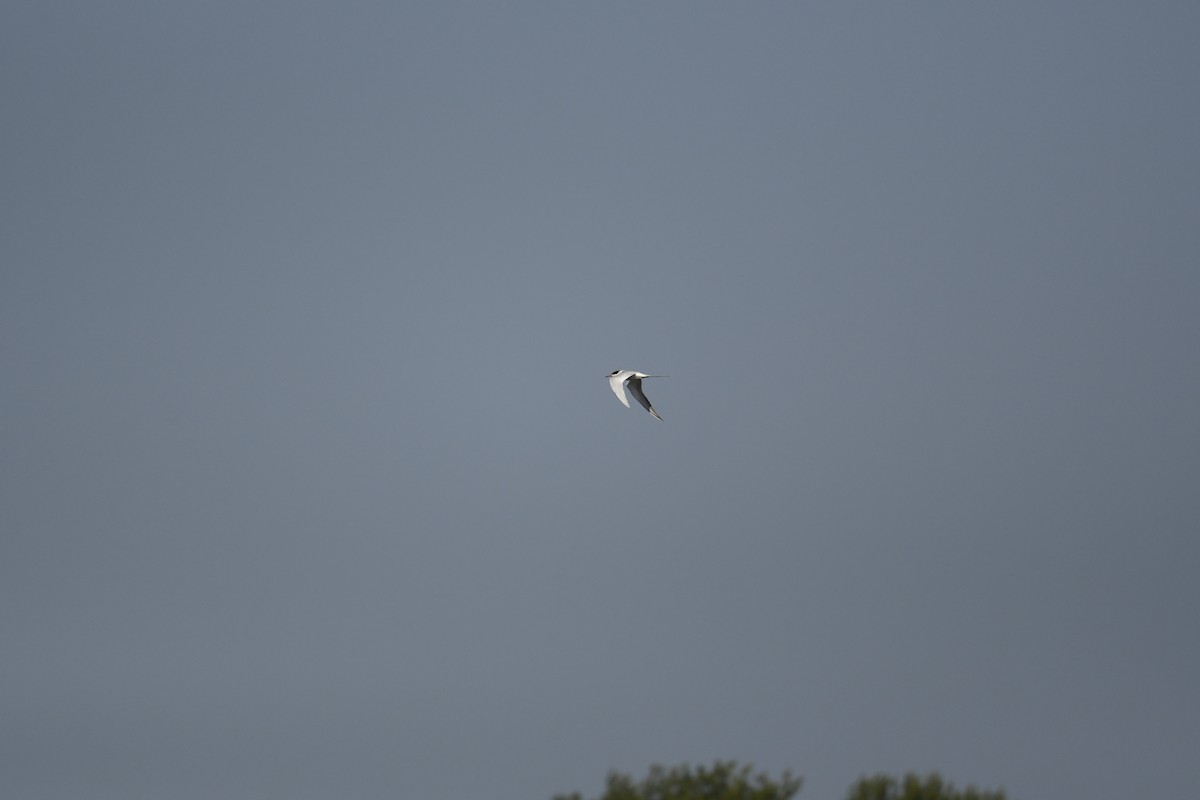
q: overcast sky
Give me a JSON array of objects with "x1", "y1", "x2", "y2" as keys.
[{"x1": 3, "y1": 3, "x2": 1198, "y2": 799}]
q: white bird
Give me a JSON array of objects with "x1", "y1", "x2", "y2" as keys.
[{"x1": 607, "y1": 369, "x2": 668, "y2": 421}]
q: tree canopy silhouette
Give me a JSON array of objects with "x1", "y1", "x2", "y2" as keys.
[
  {"x1": 552, "y1": 760, "x2": 801, "y2": 800},
  {"x1": 552, "y1": 762, "x2": 1005, "y2": 800},
  {"x1": 845, "y1": 772, "x2": 1005, "y2": 800}
]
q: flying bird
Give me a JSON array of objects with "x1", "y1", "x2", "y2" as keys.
[{"x1": 607, "y1": 369, "x2": 668, "y2": 421}]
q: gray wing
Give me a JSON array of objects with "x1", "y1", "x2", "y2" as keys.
[
  {"x1": 626, "y1": 377, "x2": 663, "y2": 421},
  {"x1": 608, "y1": 374, "x2": 631, "y2": 407}
]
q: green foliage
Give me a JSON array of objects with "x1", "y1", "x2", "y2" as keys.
[
  {"x1": 845, "y1": 772, "x2": 1005, "y2": 800},
  {"x1": 553, "y1": 761, "x2": 802, "y2": 800}
]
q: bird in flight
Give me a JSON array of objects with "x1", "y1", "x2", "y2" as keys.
[{"x1": 607, "y1": 369, "x2": 668, "y2": 421}]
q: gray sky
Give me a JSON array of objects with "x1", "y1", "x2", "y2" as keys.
[{"x1": 3, "y1": 3, "x2": 1198, "y2": 799}]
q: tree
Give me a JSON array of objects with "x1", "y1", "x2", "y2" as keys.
[
  {"x1": 845, "y1": 772, "x2": 1005, "y2": 800},
  {"x1": 552, "y1": 760, "x2": 802, "y2": 800}
]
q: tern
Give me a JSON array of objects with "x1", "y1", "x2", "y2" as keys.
[{"x1": 607, "y1": 369, "x2": 668, "y2": 421}]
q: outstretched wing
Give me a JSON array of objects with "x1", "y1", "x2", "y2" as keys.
[
  {"x1": 608, "y1": 373, "x2": 631, "y2": 408},
  {"x1": 626, "y1": 377, "x2": 663, "y2": 421}
]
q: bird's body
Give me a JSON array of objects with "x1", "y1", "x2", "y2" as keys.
[{"x1": 607, "y1": 369, "x2": 668, "y2": 420}]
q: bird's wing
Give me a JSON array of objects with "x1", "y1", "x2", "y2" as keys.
[
  {"x1": 608, "y1": 374, "x2": 631, "y2": 407},
  {"x1": 626, "y1": 377, "x2": 663, "y2": 421}
]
